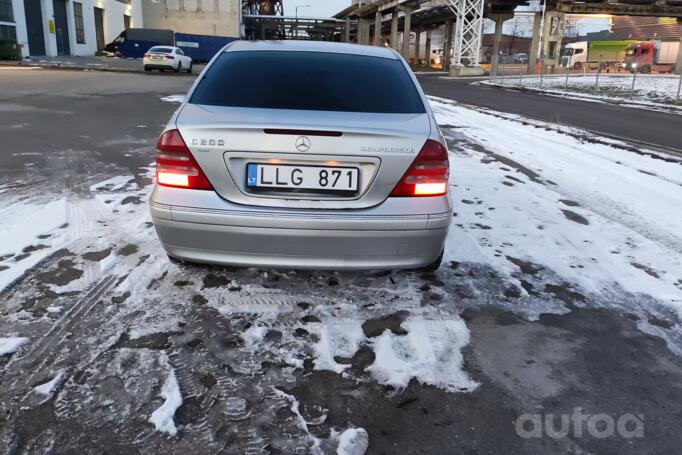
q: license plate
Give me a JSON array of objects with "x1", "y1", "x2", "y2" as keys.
[
  {"x1": 246, "y1": 164, "x2": 359, "y2": 192},
  {"x1": 152, "y1": 55, "x2": 163, "y2": 60}
]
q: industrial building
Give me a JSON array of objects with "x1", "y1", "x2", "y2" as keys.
[
  {"x1": 1, "y1": 0, "x2": 143, "y2": 58},
  {"x1": 141, "y1": 0, "x2": 240, "y2": 38}
]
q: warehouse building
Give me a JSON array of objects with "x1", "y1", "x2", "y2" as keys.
[
  {"x1": 0, "y1": 0, "x2": 143, "y2": 58},
  {"x1": 141, "y1": 0, "x2": 240, "y2": 38}
]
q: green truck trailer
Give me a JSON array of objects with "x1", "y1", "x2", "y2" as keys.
[{"x1": 561, "y1": 40, "x2": 637, "y2": 70}]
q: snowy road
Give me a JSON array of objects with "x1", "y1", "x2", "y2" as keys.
[{"x1": 1, "y1": 70, "x2": 682, "y2": 454}]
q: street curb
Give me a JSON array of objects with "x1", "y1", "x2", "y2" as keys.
[{"x1": 0, "y1": 61, "x2": 196, "y2": 76}]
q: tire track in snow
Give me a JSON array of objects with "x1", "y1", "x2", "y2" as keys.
[{"x1": 0, "y1": 274, "x2": 118, "y2": 421}]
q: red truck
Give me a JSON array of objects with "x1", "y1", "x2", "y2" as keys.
[{"x1": 624, "y1": 41, "x2": 680, "y2": 73}]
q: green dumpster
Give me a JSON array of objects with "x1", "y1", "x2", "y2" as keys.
[{"x1": 0, "y1": 39, "x2": 19, "y2": 60}]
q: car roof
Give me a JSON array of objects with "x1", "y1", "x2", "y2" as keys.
[{"x1": 222, "y1": 40, "x2": 401, "y2": 60}]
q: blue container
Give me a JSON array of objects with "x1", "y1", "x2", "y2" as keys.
[
  {"x1": 175, "y1": 33, "x2": 238, "y2": 63},
  {"x1": 117, "y1": 39, "x2": 162, "y2": 59}
]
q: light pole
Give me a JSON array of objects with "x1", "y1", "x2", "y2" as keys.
[
  {"x1": 537, "y1": 0, "x2": 547, "y2": 78},
  {"x1": 294, "y1": 4, "x2": 311, "y2": 39}
]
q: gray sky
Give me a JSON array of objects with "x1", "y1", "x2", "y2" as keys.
[{"x1": 284, "y1": 0, "x2": 350, "y2": 17}]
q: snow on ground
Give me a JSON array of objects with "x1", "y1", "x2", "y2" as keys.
[
  {"x1": 365, "y1": 316, "x2": 478, "y2": 393},
  {"x1": 312, "y1": 320, "x2": 366, "y2": 374},
  {"x1": 160, "y1": 95, "x2": 185, "y2": 103},
  {"x1": 480, "y1": 74, "x2": 682, "y2": 113},
  {"x1": 0, "y1": 337, "x2": 28, "y2": 356},
  {"x1": 335, "y1": 427, "x2": 369, "y2": 455},
  {"x1": 149, "y1": 356, "x2": 183, "y2": 436},
  {"x1": 88, "y1": 175, "x2": 136, "y2": 193},
  {"x1": 430, "y1": 96, "x2": 682, "y2": 312},
  {"x1": 0, "y1": 198, "x2": 71, "y2": 292},
  {"x1": 33, "y1": 370, "x2": 67, "y2": 396}
]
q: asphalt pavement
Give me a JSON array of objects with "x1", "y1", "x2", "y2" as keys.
[{"x1": 418, "y1": 74, "x2": 682, "y2": 153}]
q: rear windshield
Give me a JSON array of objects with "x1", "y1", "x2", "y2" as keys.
[
  {"x1": 149, "y1": 47, "x2": 173, "y2": 53},
  {"x1": 189, "y1": 51, "x2": 426, "y2": 114}
]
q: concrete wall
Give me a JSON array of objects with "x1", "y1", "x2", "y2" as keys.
[
  {"x1": 141, "y1": 0, "x2": 240, "y2": 37},
  {"x1": 7, "y1": 0, "x2": 142, "y2": 58}
]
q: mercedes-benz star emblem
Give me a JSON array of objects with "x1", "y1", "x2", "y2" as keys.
[{"x1": 295, "y1": 136, "x2": 311, "y2": 152}]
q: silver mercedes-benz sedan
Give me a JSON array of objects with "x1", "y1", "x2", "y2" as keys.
[{"x1": 150, "y1": 40, "x2": 451, "y2": 271}]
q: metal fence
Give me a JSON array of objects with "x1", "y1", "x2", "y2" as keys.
[{"x1": 490, "y1": 65, "x2": 682, "y2": 102}]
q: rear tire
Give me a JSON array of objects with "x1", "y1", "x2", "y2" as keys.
[
  {"x1": 573, "y1": 62, "x2": 582, "y2": 70},
  {"x1": 186, "y1": 62, "x2": 193, "y2": 73},
  {"x1": 175, "y1": 62, "x2": 181, "y2": 73},
  {"x1": 167, "y1": 254, "x2": 185, "y2": 265},
  {"x1": 641, "y1": 64, "x2": 651, "y2": 74},
  {"x1": 144, "y1": 65, "x2": 151, "y2": 72},
  {"x1": 418, "y1": 249, "x2": 444, "y2": 273}
]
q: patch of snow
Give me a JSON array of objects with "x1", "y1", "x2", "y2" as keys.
[
  {"x1": 0, "y1": 198, "x2": 70, "y2": 292},
  {"x1": 149, "y1": 367, "x2": 183, "y2": 436},
  {"x1": 128, "y1": 317, "x2": 182, "y2": 341},
  {"x1": 33, "y1": 370, "x2": 67, "y2": 396},
  {"x1": 312, "y1": 320, "x2": 366, "y2": 374},
  {"x1": 366, "y1": 316, "x2": 478, "y2": 393},
  {"x1": 0, "y1": 337, "x2": 28, "y2": 356},
  {"x1": 336, "y1": 427, "x2": 369, "y2": 455},
  {"x1": 242, "y1": 325, "x2": 269, "y2": 346},
  {"x1": 89, "y1": 175, "x2": 135, "y2": 193},
  {"x1": 160, "y1": 95, "x2": 185, "y2": 103}
]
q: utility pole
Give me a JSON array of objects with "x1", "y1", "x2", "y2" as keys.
[{"x1": 295, "y1": 4, "x2": 310, "y2": 39}]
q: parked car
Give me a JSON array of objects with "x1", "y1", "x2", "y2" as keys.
[
  {"x1": 496, "y1": 54, "x2": 515, "y2": 64},
  {"x1": 513, "y1": 53, "x2": 528, "y2": 64},
  {"x1": 143, "y1": 46, "x2": 193, "y2": 73},
  {"x1": 150, "y1": 41, "x2": 451, "y2": 271}
]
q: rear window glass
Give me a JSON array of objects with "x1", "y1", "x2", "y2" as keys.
[
  {"x1": 189, "y1": 51, "x2": 426, "y2": 114},
  {"x1": 149, "y1": 47, "x2": 173, "y2": 53}
]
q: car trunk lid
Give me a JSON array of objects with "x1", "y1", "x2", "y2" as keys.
[{"x1": 176, "y1": 103, "x2": 432, "y2": 210}]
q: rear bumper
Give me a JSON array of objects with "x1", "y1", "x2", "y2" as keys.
[
  {"x1": 150, "y1": 186, "x2": 451, "y2": 270},
  {"x1": 144, "y1": 60, "x2": 174, "y2": 69}
]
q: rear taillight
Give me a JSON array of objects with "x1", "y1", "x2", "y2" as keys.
[
  {"x1": 390, "y1": 139, "x2": 450, "y2": 197},
  {"x1": 165, "y1": 55, "x2": 175, "y2": 60},
  {"x1": 155, "y1": 129, "x2": 213, "y2": 190},
  {"x1": 143, "y1": 53, "x2": 150, "y2": 58}
]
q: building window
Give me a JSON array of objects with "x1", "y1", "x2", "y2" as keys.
[
  {"x1": 0, "y1": 24, "x2": 16, "y2": 40},
  {"x1": 124, "y1": 14, "x2": 131, "y2": 30},
  {"x1": 0, "y1": 0, "x2": 14, "y2": 23},
  {"x1": 74, "y1": 2, "x2": 85, "y2": 44}
]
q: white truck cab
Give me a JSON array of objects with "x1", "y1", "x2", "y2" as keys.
[{"x1": 561, "y1": 42, "x2": 588, "y2": 69}]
